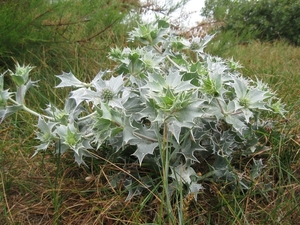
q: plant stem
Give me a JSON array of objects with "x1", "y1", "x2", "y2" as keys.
[
  {"x1": 53, "y1": 139, "x2": 62, "y2": 225},
  {"x1": 8, "y1": 97, "x2": 54, "y2": 120},
  {"x1": 160, "y1": 120, "x2": 175, "y2": 224},
  {"x1": 216, "y1": 98, "x2": 227, "y2": 115},
  {"x1": 133, "y1": 131, "x2": 158, "y2": 142},
  {"x1": 153, "y1": 44, "x2": 183, "y2": 71},
  {"x1": 77, "y1": 111, "x2": 96, "y2": 122}
]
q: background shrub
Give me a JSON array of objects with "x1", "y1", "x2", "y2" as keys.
[
  {"x1": 0, "y1": 0, "x2": 140, "y2": 72},
  {"x1": 202, "y1": 0, "x2": 300, "y2": 45}
]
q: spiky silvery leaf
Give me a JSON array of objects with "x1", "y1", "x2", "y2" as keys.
[
  {"x1": 0, "y1": 89, "x2": 12, "y2": 107},
  {"x1": 56, "y1": 72, "x2": 87, "y2": 88},
  {"x1": 33, "y1": 117, "x2": 57, "y2": 156},
  {"x1": 0, "y1": 105, "x2": 23, "y2": 123},
  {"x1": 170, "y1": 164, "x2": 203, "y2": 200},
  {"x1": 54, "y1": 122, "x2": 93, "y2": 165}
]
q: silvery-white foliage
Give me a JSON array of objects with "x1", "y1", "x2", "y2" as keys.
[{"x1": 0, "y1": 19, "x2": 285, "y2": 201}]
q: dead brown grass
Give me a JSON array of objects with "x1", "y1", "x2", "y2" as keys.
[{"x1": 1, "y1": 128, "x2": 299, "y2": 225}]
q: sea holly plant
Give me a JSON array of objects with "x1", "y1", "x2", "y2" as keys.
[{"x1": 1, "y1": 19, "x2": 285, "y2": 209}]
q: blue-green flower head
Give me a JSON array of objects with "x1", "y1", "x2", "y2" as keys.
[
  {"x1": 271, "y1": 99, "x2": 286, "y2": 116},
  {"x1": 233, "y1": 77, "x2": 269, "y2": 109},
  {"x1": 227, "y1": 57, "x2": 243, "y2": 70},
  {"x1": 33, "y1": 117, "x2": 58, "y2": 156},
  {"x1": 232, "y1": 77, "x2": 272, "y2": 122},
  {"x1": 101, "y1": 88, "x2": 114, "y2": 102},
  {"x1": 92, "y1": 73, "x2": 128, "y2": 109},
  {"x1": 128, "y1": 23, "x2": 159, "y2": 44},
  {"x1": 141, "y1": 51, "x2": 164, "y2": 70},
  {"x1": 54, "y1": 122, "x2": 93, "y2": 165},
  {"x1": 190, "y1": 37, "x2": 202, "y2": 51},
  {"x1": 239, "y1": 97, "x2": 251, "y2": 108},
  {"x1": 45, "y1": 104, "x2": 68, "y2": 123},
  {"x1": 9, "y1": 63, "x2": 35, "y2": 86},
  {"x1": 109, "y1": 47, "x2": 123, "y2": 60},
  {"x1": 56, "y1": 123, "x2": 80, "y2": 148},
  {"x1": 188, "y1": 34, "x2": 215, "y2": 53}
]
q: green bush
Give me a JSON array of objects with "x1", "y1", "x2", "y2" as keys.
[{"x1": 202, "y1": 0, "x2": 300, "y2": 45}]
